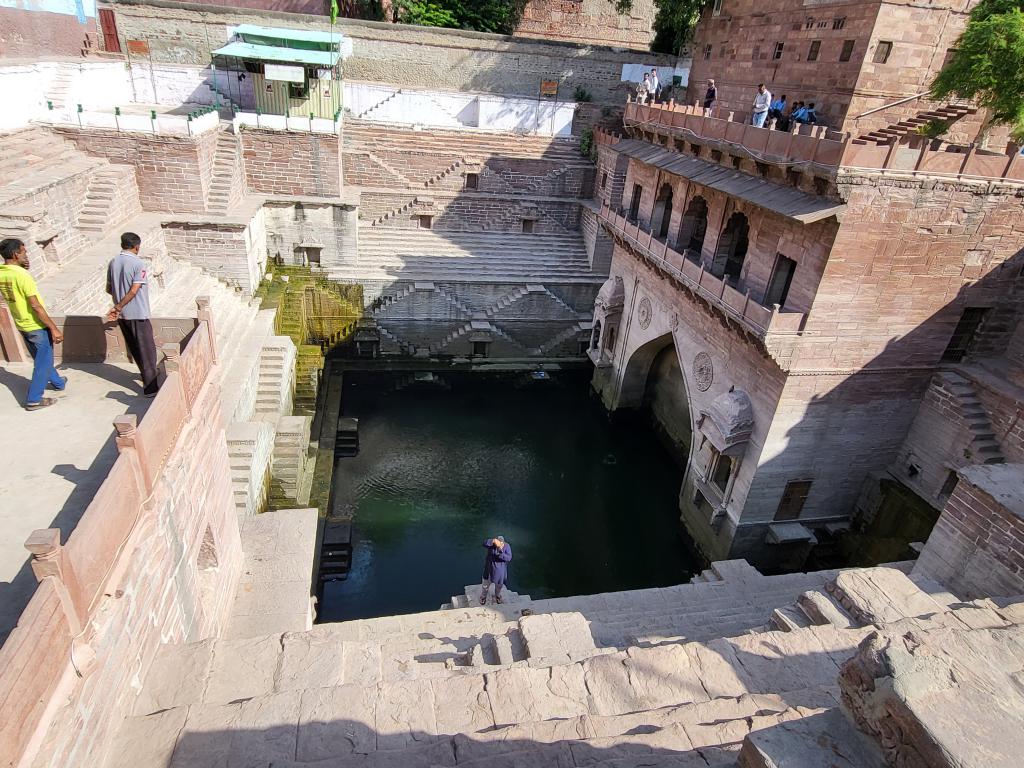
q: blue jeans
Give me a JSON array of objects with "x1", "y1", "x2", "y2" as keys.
[
  {"x1": 751, "y1": 110, "x2": 768, "y2": 128},
  {"x1": 21, "y1": 329, "x2": 65, "y2": 405}
]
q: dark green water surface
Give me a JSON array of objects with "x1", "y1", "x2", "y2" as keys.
[{"x1": 319, "y1": 371, "x2": 702, "y2": 622}]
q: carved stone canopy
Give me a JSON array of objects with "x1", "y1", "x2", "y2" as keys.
[
  {"x1": 595, "y1": 276, "x2": 625, "y2": 315},
  {"x1": 699, "y1": 387, "x2": 754, "y2": 456}
]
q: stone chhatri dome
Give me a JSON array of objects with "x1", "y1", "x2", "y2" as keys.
[
  {"x1": 700, "y1": 387, "x2": 754, "y2": 456},
  {"x1": 595, "y1": 275, "x2": 625, "y2": 313}
]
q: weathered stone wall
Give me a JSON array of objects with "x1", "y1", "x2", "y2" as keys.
[
  {"x1": 685, "y1": 0, "x2": 972, "y2": 132},
  {"x1": 516, "y1": 0, "x2": 655, "y2": 50},
  {"x1": 161, "y1": 215, "x2": 267, "y2": 294},
  {"x1": 358, "y1": 191, "x2": 581, "y2": 233},
  {"x1": 103, "y1": 0, "x2": 674, "y2": 103},
  {"x1": 913, "y1": 463, "x2": 1024, "y2": 598},
  {"x1": 1, "y1": 322, "x2": 243, "y2": 768},
  {"x1": 240, "y1": 128, "x2": 342, "y2": 197},
  {"x1": 0, "y1": 3, "x2": 99, "y2": 59},
  {"x1": 53, "y1": 126, "x2": 220, "y2": 215},
  {"x1": 264, "y1": 199, "x2": 357, "y2": 276}
]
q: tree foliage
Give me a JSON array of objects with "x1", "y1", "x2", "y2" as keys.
[
  {"x1": 616, "y1": 0, "x2": 709, "y2": 55},
  {"x1": 393, "y1": 0, "x2": 527, "y2": 34},
  {"x1": 931, "y1": 0, "x2": 1024, "y2": 138}
]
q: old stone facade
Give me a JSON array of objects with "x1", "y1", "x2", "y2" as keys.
[
  {"x1": 516, "y1": 0, "x2": 656, "y2": 50},
  {"x1": 590, "y1": 101, "x2": 1024, "y2": 568},
  {"x1": 686, "y1": 0, "x2": 993, "y2": 143}
]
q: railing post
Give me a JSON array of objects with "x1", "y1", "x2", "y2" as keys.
[
  {"x1": 196, "y1": 296, "x2": 218, "y2": 363},
  {"x1": 914, "y1": 140, "x2": 930, "y2": 172},
  {"x1": 161, "y1": 341, "x2": 190, "y2": 414},
  {"x1": 958, "y1": 143, "x2": 978, "y2": 175},
  {"x1": 25, "y1": 529, "x2": 88, "y2": 636},
  {"x1": 883, "y1": 138, "x2": 900, "y2": 169},
  {"x1": 114, "y1": 414, "x2": 154, "y2": 494}
]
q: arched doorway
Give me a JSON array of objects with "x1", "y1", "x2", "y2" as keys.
[
  {"x1": 677, "y1": 196, "x2": 709, "y2": 260},
  {"x1": 618, "y1": 333, "x2": 693, "y2": 458},
  {"x1": 711, "y1": 212, "x2": 749, "y2": 284},
  {"x1": 652, "y1": 183, "x2": 674, "y2": 240}
]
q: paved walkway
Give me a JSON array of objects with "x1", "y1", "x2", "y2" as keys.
[{"x1": 0, "y1": 362, "x2": 149, "y2": 645}]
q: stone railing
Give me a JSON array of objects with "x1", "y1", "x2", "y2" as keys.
[
  {"x1": 623, "y1": 102, "x2": 1024, "y2": 183},
  {"x1": 36, "y1": 105, "x2": 220, "y2": 136},
  {"x1": 233, "y1": 112, "x2": 342, "y2": 135},
  {"x1": 0, "y1": 301, "x2": 237, "y2": 767},
  {"x1": 598, "y1": 204, "x2": 806, "y2": 338}
]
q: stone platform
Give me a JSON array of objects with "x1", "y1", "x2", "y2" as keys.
[
  {"x1": 87, "y1": 564, "x2": 1024, "y2": 768},
  {"x1": 0, "y1": 361, "x2": 147, "y2": 645}
]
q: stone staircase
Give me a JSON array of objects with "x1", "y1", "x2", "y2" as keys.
[
  {"x1": 443, "y1": 583, "x2": 532, "y2": 610},
  {"x1": 369, "y1": 198, "x2": 419, "y2": 227},
  {"x1": 45, "y1": 65, "x2": 76, "y2": 110},
  {"x1": 423, "y1": 159, "x2": 466, "y2": 188},
  {"x1": 341, "y1": 229, "x2": 600, "y2": 284},
  {"x1": 855, "y1": 102, "x2": 978, "y2": 145},
  {"x1": 356, "y1": 89, "x2": 403, "y2": 120},
  {"x1": 207, "y1": 130, "x2": 242, "y2": 214},
  {"x1": 0, "y1": 128, "x2": 104, "y2": 207},
  {"x1": 75, "y1": 165, "x2": 140, "y2": 233},
  {"x1": 95, "y1": 564, "x2": 1024, "y2": 768},
  {"x1": 942, "y1": 371, "x2": 1006, "y2": 465},
  {"x1": 436, "y1": 320, "x2": 525, "y2": 354}
]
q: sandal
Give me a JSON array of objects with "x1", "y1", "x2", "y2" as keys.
[{"x1": 25, "y1": 397, "x2": 56, "y2": 411}]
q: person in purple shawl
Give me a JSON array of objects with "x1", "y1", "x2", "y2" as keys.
[{"x1": 480, "y1": 536, "x2": 512, "y2": 605}]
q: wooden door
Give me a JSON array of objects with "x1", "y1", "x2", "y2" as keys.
[{"x1": 99, "y1": 9, "x2": 121, "y2": 54}]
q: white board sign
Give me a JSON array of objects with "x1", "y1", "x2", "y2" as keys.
[{"x1": 265, "y1": 64, "x2": 305, "y2": 83}]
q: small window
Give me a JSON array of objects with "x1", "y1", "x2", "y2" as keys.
[
  {"x1": 731, "y1": 155, "x2": 742, "y2": 169},
  {"x1": 775, "y1": 481, "x2": 812, "y2": 521},
  {"x1": 755, "y1": 161, "x2": 769, "y2": 178},
  {"x1": 772, "y1": 42, "x2": 784, "y2": 60},
  {"x1": 907, "y1": 463, "x2": 921, "y2": 478},
  {"x1": 472, "y1": 341, "x2": 489, "y2": 357},
  {"x1": 305, "y1": 247, "x2": 321, "y2": 265},
  {"x1": 840, "y1": 40, "x2": 855, "y2": 62},
  {"x1": 764, "y1": 253, "x2": 796, "y2": 308},
  {"x1": 807, "y1": 40, "x2": 821, "y2": 62},
  {"x1": 601, "y1": 171, "x2": 608, "y2": 189},
  {"x1": 288, "y1": 82, "x2": 308, "y2": 99},
  {"x1": 711, "y1": 452, "x2": 733, "y2": 493},
  {"x1": 873, "y1": 41, "x2": 893, "y2": 64},
  {"x1": 704, "y1": 43, "x2": 713, "y2": 60},
  {"x1": 939, "y1": 471, "x2": 959, "y2": 500},
  {"x1": 941, "y1": 307, "x2": 989, "y2": 362},
  {"x1": 628, "y1": 184, "x2": 642, "y2": 220},
  {"x1": 711, "y1": 149, "x2": 723, "y2": 163},
  {"x1": 522, "y1": 219, "x2": 535, "y2": 234},
  {"x1": 712, "y1": 0, "x2": 723, "y2": 16},
  {"x1": 832, "y1": 16, "x2": 846, "y2": 30},
  {"x1": 465, "y1": 172, "x2": 479, "y2": 190},
  {"x1": 694, "y1": 490, "x2": 714, "y2": 516},
  {"x1": 751, "y1": 45, "x2": 760, "y2": 60},
  {"x1": 804, "y1": 17, "x2": 815, "y2": 30},
  {"x1": 419, "y1": 215, "x2": 432, "y2": 229},
  {"x1": 577, "y1": 340, "x2": 590, "y2": 356}
]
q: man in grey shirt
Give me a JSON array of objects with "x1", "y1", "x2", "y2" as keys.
[{"x1": 106, "y1": 232, "x2": 159, "y2": 396}]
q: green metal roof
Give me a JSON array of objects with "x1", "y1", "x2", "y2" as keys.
[
  {"x1": 211, "y1": 41, "x2": 340, "y2": 66},
  {"x1": 229, "y1": 24, "x2": 341, "y2": 46}
]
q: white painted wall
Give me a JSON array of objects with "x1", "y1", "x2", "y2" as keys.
[
  {"x1": 232, "y1": 113, "x2": 340, "y2": 134},
  {"x1": 0, "y1": 61, "x2": 131, "y2": 132},
  {"x1": 343, "y1": 82, "x2": 576, "y2": 136},
  {"x1": 38, "y1": 108, "x2": 219, "y2": 135}
]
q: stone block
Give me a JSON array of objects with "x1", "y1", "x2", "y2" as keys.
[
  {"x1": 297, "y1": 684, "x2": 378, "y2": 761},
  {"x1": 133, "y1": 639, "x2": 215, "y2": 715},
  {"x1": 738, "y1": 708, "x2": 886, "y2": 768},
  {"x1": 205, "y1": 634, "x2": 282, "y2": 704},
  {"x1": 829, "y1": 568, "x2": 947, "y2": 625}
]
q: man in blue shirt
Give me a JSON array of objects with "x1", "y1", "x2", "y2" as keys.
[
  {"x1": 769, "y1": 94, "x2": 787, "y2": 126},
  {"x1": 106, "y1": 232, "x2": 159, "y2": 397}
]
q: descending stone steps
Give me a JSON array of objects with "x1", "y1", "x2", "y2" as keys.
[
  {"x1": 855, "y1": 102, "x2": 977, "y2": 145},
  {"x1": 206, "y1": 129, "x2": 242, "y2": 214}
]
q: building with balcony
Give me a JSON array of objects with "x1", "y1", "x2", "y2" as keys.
[
  {"x1": 589, "y1": 101, "x2": 1024, "y2": 569},
  {"x1": 685, "y1": 0, "x2": 1002, "y2": 148}
]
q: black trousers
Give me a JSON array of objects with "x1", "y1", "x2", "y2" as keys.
[{"x1": 119, "y1": 318, "x2": 159, "y2": 395}]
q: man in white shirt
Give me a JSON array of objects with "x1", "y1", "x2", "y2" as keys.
[
  {"x1": 649, "y1": 69, "x2": 661, "y2": 102},
  {"x1": 751, "y1": 83, "x2": 772, "y2": 127}
]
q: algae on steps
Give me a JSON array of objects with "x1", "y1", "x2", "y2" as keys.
[{"x1": 256, "y1": 264, "x2": 363, "y2": 406}]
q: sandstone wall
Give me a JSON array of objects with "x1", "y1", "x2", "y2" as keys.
[
  {"x1": 913, "y1": 463, "x2": 1024, "y2": 598},
  {"x1": 241, "y1": 128, "x2": 342, "y2": 197},
  {"x1": 264, "y1": 199, "x2": 357, "y2": 276},
  {"x1": 0, "y1": 3, "x2": 99, "y2": 59},
  {"x1": 162, "y1": 216, "x2": 267, "y2": 294},
  {"x1": 685, "y1": 0, "x2": 972, "y2": 132},
  {"x1": 358, "y1": 191, "x2": 581, "y2": 233},
  {"x1": 0, "y1": 321, "x2": 243, "y2": 768},
  {"x1": 53, "y1": 127, "x2": 220, "y2": 215},
  {"x1": 103, "y1": 0, "x2": 674, "y2": 103},
  {"x1": 516, "y1": 0, "x2": 655, "y2": 50}
]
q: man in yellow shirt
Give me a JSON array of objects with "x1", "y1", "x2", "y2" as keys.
[{"x1": 0, "y1": 239, "x2": 66, "y2": 410}]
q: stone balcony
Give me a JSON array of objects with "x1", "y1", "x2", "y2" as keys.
[
  {"x1": 621, "y1": 102, "x2": 1024, "y2": 184},
  {"x1": 597, "y1": 204, "x2": 806, "y2": 341}
]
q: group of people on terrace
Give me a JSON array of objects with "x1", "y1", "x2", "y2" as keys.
[
  {"x1": 719, "y1": 82, "x2": 818, "y2": 129},
  {"x1": 0, "y1": 233, "x2": 159, "y2": 411}
]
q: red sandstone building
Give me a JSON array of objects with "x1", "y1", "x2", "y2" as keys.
[{"x1": 590, "y1": 94, "x2": 1024, "y2": 567}]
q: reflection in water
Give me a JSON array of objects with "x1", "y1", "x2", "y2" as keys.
[{"x1": 319, "y1": 371, "x2": 701, "y2": 623}]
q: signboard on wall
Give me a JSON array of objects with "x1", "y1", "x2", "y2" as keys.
[
  {"x1": 126, "y1": 39, "x2": 150, "y2": 55},
  {"x1": 540, "y1": 80, "x2": 559, "y2": 96},
  {"x1": 265, "y1": 64, "x2": 305, "y2": 83}
]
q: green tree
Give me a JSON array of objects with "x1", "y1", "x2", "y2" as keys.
[
  {"x1": 930, "y1": 0, "x2": 1024, "y2": 140},
  {"x1": 393, "y1": 0, "x2": 526, "y2": 34},
  {"x1": 616, "y1": 0, "x2": 709, "y2": 55}
]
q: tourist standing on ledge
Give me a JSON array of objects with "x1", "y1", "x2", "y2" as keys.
[
  {"x1": 751, "y1": 83, "x2": 772, "y2": 128},
  {"x1": 0, "y1": 238, "x2": 66, "y2": 411},
  {"x1": 106, "y1": 232, "x2": 159, "y2": 398},
  {"x1": 703, "y1": 79, "x2": 718, "y2": 116},
  {"x1": 480, "y1": 536, "x2": 513, "y2": 605},
  {"x1": 635, "y1": 73, "x2": 651, "y2": 105},
  {"x1": 649, "y1": 69, "x2": 661, "y2": 102}
]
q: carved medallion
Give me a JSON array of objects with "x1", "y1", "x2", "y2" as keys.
[
  {"x1": 693, "y1": 352, "x2": 714, "y2": 391},
  {"x1": 637, "y1": 297, "x2": 652, "y2": 329}
]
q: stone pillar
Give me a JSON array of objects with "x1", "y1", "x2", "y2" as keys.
[
  {"x1": 24, "y1": 528, "x2": 86, "y2": 635},
  {"x1": 196, "y1": 296, "x2": 218, "y2": 362},
  {"x1": 114, "y1": 414, "x2": 153, "y2": 494}
]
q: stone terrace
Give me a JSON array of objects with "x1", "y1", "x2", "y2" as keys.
[{"x1": 98, "y1": 566, "x2": 1023, "y2": 768}]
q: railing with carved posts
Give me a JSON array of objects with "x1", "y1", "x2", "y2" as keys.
[
  {"x1": 0, "y1": 299, "x2": 219, "y2": 766},
  {"x1": 597, "y1": 204, "x2": 806, "y2": 338},
  {"x1": 621, "y1": 102, "x2": 1024, "y2": 183}
]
